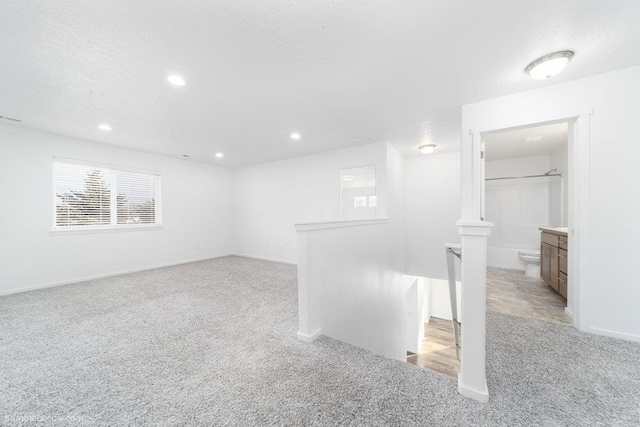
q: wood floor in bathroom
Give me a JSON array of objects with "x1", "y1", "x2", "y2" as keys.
[{"x1": 408, "y1": 267, "x2": 572, "y2": 378}]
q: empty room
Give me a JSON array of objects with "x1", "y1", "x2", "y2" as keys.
[{"x1": 2, "y1": 1, "x2": 640, "y2": 425}]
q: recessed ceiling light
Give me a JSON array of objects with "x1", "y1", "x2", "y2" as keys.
[
  {"x1": 97, "y1": 124, "x2": 112, "y2": 131},
  {"x1": 290, "y1": 133, "x2": 301, "y2": 140},
  {"x1": 342, "y1": 175, "x2": 355, "y2": 181},
  {"x1": 418, "y1": 144, "x2": 436, "y2": 154},
  {"x1": 167, "y1": 75, "x2": 186, "y2": 86},
  {"x1": 525, "y1": 51, "x2": 574, "y2": 80},
  {"x1": 523, "y1": 136, "x2": 544, "y2": 143},
  {"x1": 215, "y1": 152, "x2": 224, "y2": 159}
]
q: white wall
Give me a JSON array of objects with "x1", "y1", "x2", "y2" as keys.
[
  {"x1": 0, "y1": 125, "x2": 233, "y2": 294},
  {"x1": 405, "y1": 152, "x2": 461, "y2": 280},
  {"x1": 386, "y1": 144, "x2": 406, "y2": 272},
  {"x1": 428, "y1": 278, "x2": 462, "y2": 322},
  {"x1": 484, "y1": 155, "x2": 550, "y2": 179},
  {"x1": 232, "y1": 142, "x2": 388, "y2": 263},
  {"x1": 404, "y1": 152, "x2": 462, "y2": 330},
  {"x1": 406, "y1": 276, "x2": 426, "y2": 353},
  {"x1": 550, "y1": 147, "x2": 569, "y2": 227},
  {"x1": 462, "y1": 65, "x2": 640, "y2": 342}
]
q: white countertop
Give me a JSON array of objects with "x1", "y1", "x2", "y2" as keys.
[{"x1": 539, "y1": 226, "x2": 568, "y2": 236}]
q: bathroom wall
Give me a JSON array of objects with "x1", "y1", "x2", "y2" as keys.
[
  {"x1": 485, "y1": 155, "x2": 553, "y2": 270},
  {"x1": 550, "y1": 147, "x2": 569, "y2": 227},
  {"x1": 484, "y1": 155, "x2": 550, "y2": 179}
]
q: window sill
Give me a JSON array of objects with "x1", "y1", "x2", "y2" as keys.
[{"x1": 50, "y1": 224, "x2": 163, "y2": 236}]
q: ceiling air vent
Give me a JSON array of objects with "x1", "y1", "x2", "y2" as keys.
[{"x1": 0, "y1": 115, "x2": 22, "y2": 123}]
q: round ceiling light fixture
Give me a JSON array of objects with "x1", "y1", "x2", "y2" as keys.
[
  {"x1": 290, "y1": 133, "x2": 301, "y2": 140},
  {"x1": 97, "y1": 124, "x2": 112, "y2": 131},
  {"x1": 418, "y1": 144, "x2": 436, "y2": 154},
  {"x1": 215, "y1": 152, "x2": 224, "y2": 159},
  {"x1": 167, "y1": 75, "x2": 186, "y2": 86},
  {"x1": 525, "y1": 51, "x2": 574, "y2": 80}
]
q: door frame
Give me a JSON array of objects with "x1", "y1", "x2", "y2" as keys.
[{"x1": 469, "y1": 110, "x2": 592, "y2": 330}]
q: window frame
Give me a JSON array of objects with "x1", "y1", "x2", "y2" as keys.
[{"x1": 51, "y1": 157, "x2": 162, "y2": 233}]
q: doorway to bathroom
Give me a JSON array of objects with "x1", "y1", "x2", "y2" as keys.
[{"x1": 482, "y1": 121, "x2": 572, "y2": 324}]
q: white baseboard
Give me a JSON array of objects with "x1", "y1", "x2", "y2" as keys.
[
  {"x1": 0, "y1": 253, "x2": 234, "y2": 297},
  {"x1": 564, "y1": 307, "x2": 574, "y2": 319},
  {"x1": 458, "y1": 376, "x2": 490, "y2": 403},
  {"x1": 588, "y1": 326, "x2": 640, "y2": 343},
  {"x1": 297, "y1": 328, "x2": 323, "y2": 343},
  {"x1": 232, "y1": 253, "x2": 297, "y2": 266}
]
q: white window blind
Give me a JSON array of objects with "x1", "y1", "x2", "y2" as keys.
[
  {"x1": 116, "y1": 170, "x2": 157, "y2": 225},
  {"x1": 54, "y1": 160, "x2": 161, "y2": 230}
]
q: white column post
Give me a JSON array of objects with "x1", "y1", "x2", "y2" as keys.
[
  {"x1": 457, "y1": 219, "x2": 493, "y2": 403},
  {"x1": 295, "y1": 228, "x2": 322, "y2": 342}
]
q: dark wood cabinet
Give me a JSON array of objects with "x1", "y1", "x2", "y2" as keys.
[
  {"x1": 558, "y1": 271, "x2": 567, "y2": 299},
  {"x1": 540, "y1": 228, "x2": 567, "y2": 299},
  {"x1": 541, "y1": 242, "x2": 558, "y2": 291}
]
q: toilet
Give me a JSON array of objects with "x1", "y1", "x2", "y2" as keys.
[{"x1": 518, "y1": 250, "x2": 541, "y2": 278}]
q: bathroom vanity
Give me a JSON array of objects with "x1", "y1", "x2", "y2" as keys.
[{"x1": 539, "y1": 227, "x2": 568, "y2": 299}]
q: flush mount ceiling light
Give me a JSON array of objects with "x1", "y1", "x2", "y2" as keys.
[
  {"x1": 418, "y1": 144, "x2": 436, "y2": 154},
  {"x1": 342, "y1": 175, "x2": 355, "y2": 181},
  {"x1": 290, "y1": 133, "x2": 301, "y2": 140},
  {"x1": 97, "y1": 124, "x2": 112, "y2": 131},
  {"x1": 167, "y1": 75, "x2": 186, "y2": 86},
  {"x1": 525, "y1": 51, "x2": 574, "y2": 80},
  {"x1": 215, "y1": 152, "x2": 224, "y2": 159}
]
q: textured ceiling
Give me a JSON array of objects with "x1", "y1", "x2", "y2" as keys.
[
  {"x1": 1, "y1": 0, "x2": 640, "y2": 168},
  {"x1": 485, "y1": 123, "x2": 568, "y2": 161}
]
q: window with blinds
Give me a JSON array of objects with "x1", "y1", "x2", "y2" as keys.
[{"x1": 54, "y1": 159, "x2": 161, "y2": 230}]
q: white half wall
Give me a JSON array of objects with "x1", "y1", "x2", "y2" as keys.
[
  {"x1": 462, "y1": 65, "x2": 640, "y2": 342},
  {"x1": 232, "y1": 142, "x2": 389, "y2": 264},
  {"x1": 296, "y1": 220, "x2": 409, "y2": 361},
  {"x1": 0, "y1": 125, "x2": 233, "y2": 295}
]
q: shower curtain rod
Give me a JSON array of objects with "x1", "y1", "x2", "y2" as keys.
[{"x1": 485, "y1": 172, "x2": 564, "y2": 181}]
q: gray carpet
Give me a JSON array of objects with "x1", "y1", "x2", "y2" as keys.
[{"x1": 1, "y1": 256, "x2": 639, "y2": 426}]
